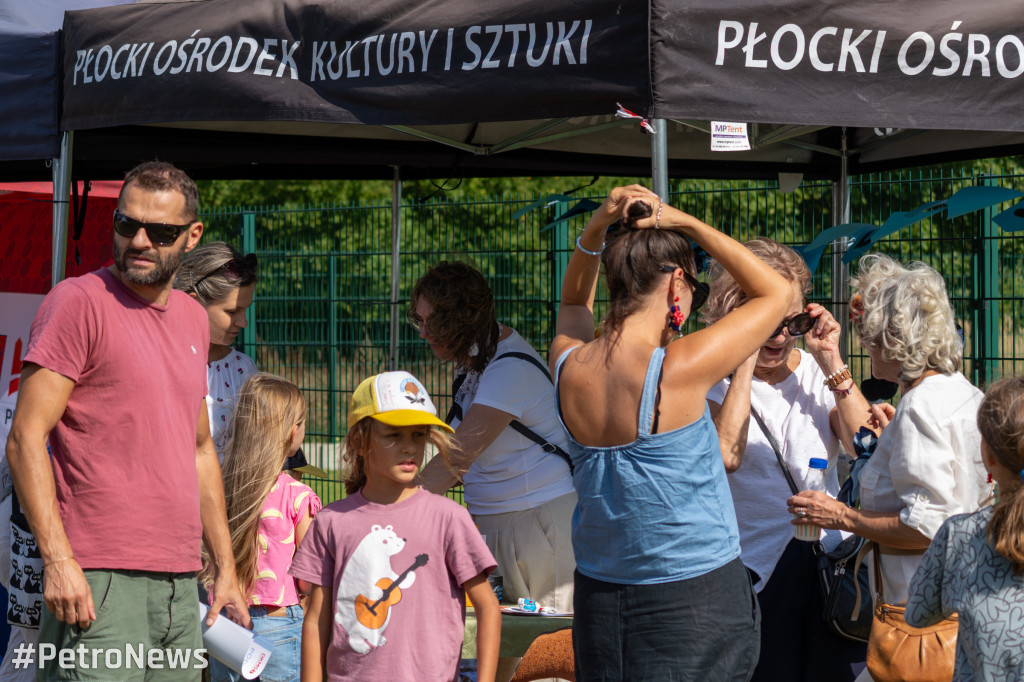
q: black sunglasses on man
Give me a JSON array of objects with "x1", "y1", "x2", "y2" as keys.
[{"x1": 113, "y1": 209, "x2": 194, "y2": 246}]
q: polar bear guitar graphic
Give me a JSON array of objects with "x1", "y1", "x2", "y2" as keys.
[{"x1": 355, "y1": 553, "x2": 428, "y2": 629}]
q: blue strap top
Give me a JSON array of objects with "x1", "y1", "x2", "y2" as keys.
[{"x1": 555, "y1": 345, "x2": 741, "y2": 584}]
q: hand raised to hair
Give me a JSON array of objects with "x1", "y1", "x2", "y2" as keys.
[{"x1": 593, "y1": 185, "x2": 659, "y2": 228}]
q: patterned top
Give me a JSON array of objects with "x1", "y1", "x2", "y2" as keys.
[
  {"x1": 907, "y1": 506, "x2": 1024, "y2": 681},
  {"x1": 206, "y1": 350, "x2": 258, "y2": 462},
  {"x1": 251, "y1": 472, "x2": 322, "y2": 607}
]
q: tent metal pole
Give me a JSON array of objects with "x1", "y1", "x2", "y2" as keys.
[
  {"x1": 51, "y1": 130, "x2": 74, "y2": 287},
  {"x1": 388, "y1": 165, "x2": 402, "y2": 371},
  {"x1": 651, "y1": 119, "x2": 668, "y2": 201},
  {"x1": 831, "y1": 129, "x2": 851, "y2": 362}
]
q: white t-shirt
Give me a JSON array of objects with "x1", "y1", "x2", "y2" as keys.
[
  {"x1": 453, "y1": 329, "x2": 574, "y2": 515},
  {"x1": 206, "y1": 349, "x2": 258, "y2": 462},
  {"x1": 707, "y1": 349, "x2": 843, "y2": 591},
  {"x1": 859, "y1": 372, "x2": 988, "y2": 605}
]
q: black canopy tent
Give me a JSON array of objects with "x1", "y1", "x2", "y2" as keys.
[
  {"x1": 4, "y1": 0, "x2": 1024, "y2": 357},
  {"x1": 53, "y1": 0, "x2": 1024, "y2": 183}
]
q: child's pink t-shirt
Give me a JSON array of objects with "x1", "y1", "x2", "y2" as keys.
[
  {"x1": 251, "y1": 472, "x2": 322, "y2": 607},
  {"x1": 290, "y1": 487, "x2": 496, "y2": 682}
]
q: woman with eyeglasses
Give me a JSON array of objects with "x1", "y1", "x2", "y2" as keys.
[
  {"x1": 550, "y1": 186, "x2": 791, "y2": 680},
  {"x1": 703, "y1": 238, "x2": 874, "y2": 682},
  {"x1": 411, "y1": 261, "x2": 577, "y2": 621},
  {"x1": 173, "y1": 242, "x2": 259, "y2": 462}
]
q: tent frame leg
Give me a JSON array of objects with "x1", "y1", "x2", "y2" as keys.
[
  {"x1": 831, "y1": 129, "x2": 851, "y2": 362},
  {"x1": 651, "y1": 119, "x2": 669, "y2": 201},
  {"x1": 388, "y1": 165, "x2": 402, "y2": 371},
  {"x1": 51, "y1": 130, "x2": 74, "y2": 288}
]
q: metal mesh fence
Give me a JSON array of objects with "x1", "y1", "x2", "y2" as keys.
[{"x1": 199, "y1": 169, "x2": 1023, "y2": 504}]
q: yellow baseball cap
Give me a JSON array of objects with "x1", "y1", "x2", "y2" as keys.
[{"x1": 348, "y1": 371, "x2": 454, "y2": 433}]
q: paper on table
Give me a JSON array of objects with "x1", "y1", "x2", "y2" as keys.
[{"x1": 500, "y1": 606, "x2": 573, "y2": 617}]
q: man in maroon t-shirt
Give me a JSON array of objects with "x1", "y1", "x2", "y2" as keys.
[{"x1": 6, "y1": 161, "x2": 249, "y2": 680}]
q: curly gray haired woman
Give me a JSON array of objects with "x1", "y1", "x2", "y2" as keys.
[{"x1": 789, "y1": 253, "x2": 989, "y2": 644}]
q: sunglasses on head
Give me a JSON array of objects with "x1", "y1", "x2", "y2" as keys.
[
  {"x1": 113, "y1": 209, "x2": 194, "y2": 245},
  {"x1": 190, "y1": 253, "x2": 258, "y2": 292},
  {"x1": 660, "y1": 265, "x2": 709, "y2": 312},
  {"x1": 770, "y1": 312, "x2": 815, "y2": 338}
]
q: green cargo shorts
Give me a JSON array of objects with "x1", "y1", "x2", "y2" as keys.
[{"x1": 37, "y1": 570, "x2": 205, "y2": 682}]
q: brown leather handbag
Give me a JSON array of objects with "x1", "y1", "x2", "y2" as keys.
[{"x1": 865, "y1": 544, "x2": 959, "y2": 682}]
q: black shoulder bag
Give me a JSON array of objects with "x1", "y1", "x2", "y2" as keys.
[
  {"x1": 447, "y1": 351, "x2": 573, "y2": 474},
  {"x1": 749, "y1": 407, "x2": 872, "y2": 643}
]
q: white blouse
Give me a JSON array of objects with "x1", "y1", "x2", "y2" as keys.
[
  {"x1": 206, "y1": 350, "x2": 258, "y2": 462},
  {"x1": 708, "y1": 349, "x2": 843, "y2": 592},
  {"x1": 859, "y1": 372, "x2": 989, "y2": 605}
]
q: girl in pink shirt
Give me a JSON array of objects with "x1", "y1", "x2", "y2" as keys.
[{"x1": 203, "y1": 373, "x2": 322, "y2": 682}]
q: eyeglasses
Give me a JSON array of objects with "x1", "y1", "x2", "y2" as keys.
[
  {"x1": 190, "y1": 253, "x2": 258, "y2": 292},
  {"x1": 660, "y1": 265, "x2": 710, "y2": 312},
  {"x1": 113, "y1": 209, "x2": 194, "y2": 245},
  {"x1": 770, "y1": 312, "x2": 815, "y2": 338}
]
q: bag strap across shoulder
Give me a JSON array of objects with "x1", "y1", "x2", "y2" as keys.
[
  {"x1": 449, "y1": 351, "x2": 574, "y2": 474},
  {"x1": 750, "y1": 406, "x2": 827, "y2": 556},
  {"x1": 492, "y1": 352, "x2": 573, "y2": 474},
  {"x1": 750, "y1": 407, "x2": 800, "y2": 496}
]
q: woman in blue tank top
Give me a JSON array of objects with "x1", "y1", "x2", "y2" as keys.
[{"x1": 549, "y1": 185, "x2": 792, "y2": 681}]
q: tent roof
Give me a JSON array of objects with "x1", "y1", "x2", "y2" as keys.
[
  {"x1": 4, "y1": 0, "x2": 1024, "y2": 181},
  {"x1": 0, "y1": 0, "x2": 136, "y2": 163}
]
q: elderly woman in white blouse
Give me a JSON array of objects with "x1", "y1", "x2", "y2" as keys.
[{"x1": 788, "y1": 254, "x2": 990, "y2": 678}]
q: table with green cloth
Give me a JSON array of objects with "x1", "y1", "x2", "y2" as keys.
[{"x1": 462, "y1": 607, "x2": 573, "y2": 658}]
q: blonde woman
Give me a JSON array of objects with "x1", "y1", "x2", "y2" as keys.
[
  {"x1": 704, "y1": 239, "x2": 873, "y2": 681},
  {"x1": 788, "y1": 254, "x2": 990, "y2": 680},
  {"x1": 203, "y1": 373, "x2": 322, "y2": 682}
]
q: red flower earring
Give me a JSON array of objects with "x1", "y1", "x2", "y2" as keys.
[{"x1": 668, "y1": 303, "x2": 685, "y2": 333}]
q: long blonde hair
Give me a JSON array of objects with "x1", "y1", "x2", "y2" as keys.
[
  {"x1": 342, "y1": 418, "x2": 454, "y2": 496},
  {"x1": 200, "y1": 373, "x2": 307, "y2": 596}
]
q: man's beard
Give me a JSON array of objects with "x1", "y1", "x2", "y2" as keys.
[{"x1": 113, "y1": 240, "x2": 187, "y2": 287}]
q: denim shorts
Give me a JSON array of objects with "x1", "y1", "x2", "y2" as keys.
[
  {"x1": 209, "y1": 604, "x2": 302, "y2": 682},
  {"x1": 573, "y1": 558, "x2": 760, "y2": 682}
]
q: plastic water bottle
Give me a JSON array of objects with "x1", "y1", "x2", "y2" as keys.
[{"x1": 794, "y1": 457, "x2": 828, "y2": 541}]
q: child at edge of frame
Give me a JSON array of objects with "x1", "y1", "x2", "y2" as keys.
[{"x1": 289, "y1": 370, "x2": 500, "y2": 682}]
